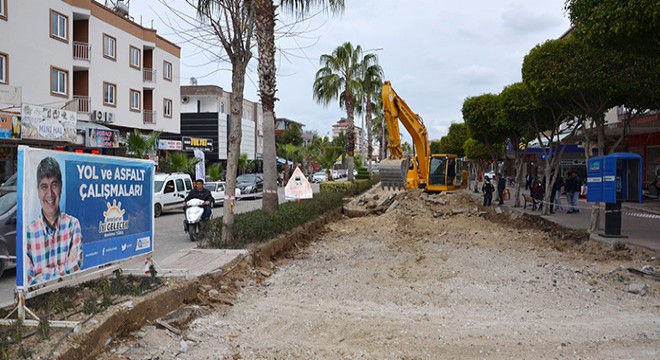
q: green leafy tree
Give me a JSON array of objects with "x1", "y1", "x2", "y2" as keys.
[
  {"x1": 462, "y1": 94, "x2": 507, "y2": 164},
  {"x1": 317, "y1": 146, "x2": 342, "y2": 181},
  {"x1": 278, "y1": 123, "x2": 303, "y2": 146},
  {"x1": 237, "y1": 153, "x2": 249, "y2": 175},
  {"x1": 313, "y1": 42, "x2": 366, "y2": 182},
  {"x1": 437, "y1": 123, "x2": 467, "y2": 157},
  {"x1": 565, "y1": 0, "x2": 660, "y2": 54},
  {"x1": 277, "y1": 143, "x2": 301, "y2": 185},
  {"x1": 355, "y1": 51, "x2": 383, "y2": 172},
  {"x1": 126, "y1": 130, "x2": 160, "y2": 159},
  {"x1": 463, "y1": 138, "x2": 490, "y2": 191}
]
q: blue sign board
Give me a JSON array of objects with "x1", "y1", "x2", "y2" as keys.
[{"x1": 16, "y1": 146, "x2": 154, "y2": 291}]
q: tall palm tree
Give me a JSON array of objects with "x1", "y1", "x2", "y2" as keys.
[
  {"x1": 313, "y1": 42, "x2": 365, "y2": 181},
  {"x1": 357, "y1": 53, "x2": 383, "y2": 173},
  {"x1": 255, "y1": 0, "x2": 345, "y2": 212},
  {"x1": 164, "y1": 152, "x2": 201, "y2": 175}
]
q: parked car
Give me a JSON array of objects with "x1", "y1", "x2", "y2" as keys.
[
  {"x1": 1, "y1": 173, "x2": 16, "y2": 188},
  {"x1": 236, "y1": 174, "x2": 264, "y2": 199},
  {"x1": 485, "y1": 171, "x2": 496, "y2": 181},
  {"x1": 331, "y1": 169, "x2": 340, "y2": 180},
  {"x1": 204, "y1": 181, "x2": 241, "y2": 206},
  {"x1": 312, "y1": 171, "x2": 328, "y2": 183},
  {"x1": 153, "y1": 173, "x2": 193, "y2": 217},
  {"x1": 0, "y1": 187, "x2": 17, "y2": 279}
]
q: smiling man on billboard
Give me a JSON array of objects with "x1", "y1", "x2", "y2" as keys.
[{"x1": 25, "y1": 156, "x2": 83, "y2": 286}]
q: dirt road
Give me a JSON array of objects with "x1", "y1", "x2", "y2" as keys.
[{"x1": 100, "y1": 190, "x2": 659, "y2": 359}]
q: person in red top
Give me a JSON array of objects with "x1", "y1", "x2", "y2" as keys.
[{"x1": 26, "y1": 157, "x2": 83, "y2": 286}]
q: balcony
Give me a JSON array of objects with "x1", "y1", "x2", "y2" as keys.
[
  {"x1": 143, "y1": 68, "x2": 156, "y2": 83},
  {"x1": 73, "y1": 41, "x2": 91, "y2": 61},
  {"x1": 73, "y1": 96, "x2": 90, "y2": 113},
  {"x1": 143, "y1": 110, "x2": 156, "y2": 124}
]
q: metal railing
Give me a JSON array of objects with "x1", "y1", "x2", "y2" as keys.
[
  {"x1": 73, "y1": 41, "x2": 91, "y2": 61},
  {"x1": 73, "y1": 96, "x2": 90, "y2": 113},
  {"x1": 143, "y1": 68, "x2": 156, "y2": 83},
  {"x1": 143, "y1": 110, "x2": 156, "y2": 124}
]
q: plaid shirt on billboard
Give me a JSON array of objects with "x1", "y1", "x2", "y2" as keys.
[{"x1": 26, "y1": 212, "x2": 83, "y2": 286}]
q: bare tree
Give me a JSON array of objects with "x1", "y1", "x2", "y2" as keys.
[{"x1": 193, "y1": 0, "x2": 255, "y2": 245}]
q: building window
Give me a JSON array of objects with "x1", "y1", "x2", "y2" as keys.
[
  {"x1": 0, "y1": 53, "x2": 6, "y2": 84},
  {"x1": 103, "y1": 34, "x2": 116, "y2": 60},
  {"x1": 129, "y1": 46, "x2": 141, "y2": 69},
  {"x1": 163, "y1": 61, "x2": 172, "y2": 81},
  {"x1": 103, "y1": 82, "x2": 116, "y2": 106},
  {"x1": 50, "y1": 66, "x2": 68, "y2": 96},
  {"x1": 164, "y1": 98, "x2": 172, "y2": 118},
  {"x1": 130, "y1": 89, "x2": 141, "y2": 111},
  {"x1": 50, "y1": 10, "x2": 68, "y2": 42},
  {"x1": 220, "y1": 101, "x2": 225, "y2": 114},
  {"x1": 0, "y1": 0, "x2": 7, "y2": 21}
]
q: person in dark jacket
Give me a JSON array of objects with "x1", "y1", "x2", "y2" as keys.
[
  {"x1": 482, "y1": 177, "x2": 494, "y2": 206},
  {"x1": 497, "y1": 173, "x2": 506, "y2": 205},
  {"x1": 184, "y1": 179, "x2": 213, "y2": 220},
  {"x1": 564, "y1": 171, "x2": 581, "y2": 213},
  {"x1": 551, "y1": 171, "x2": 564, "y2": 213}
]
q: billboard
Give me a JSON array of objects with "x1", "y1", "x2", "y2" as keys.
[
  {"x1": 21, "y1": 104, "x2": 77, "y2": 143},
  {"x1": 86, "y1": 128, "x2": 120, "y2": 148},
  {"x1": 0, "y1": 112, "x2": 21, "y2": 139},
  {"x1": 17, "y1": 146, "x2": 154, "y2": 292}
]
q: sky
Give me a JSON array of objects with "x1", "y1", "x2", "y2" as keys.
[{"x1": 125, "y1": 0, "x2": 572, "y2": 141}]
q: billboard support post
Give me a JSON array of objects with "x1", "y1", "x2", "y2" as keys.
[{"x1": 0, "y1": 290, "x2": 80, "y2": 329}]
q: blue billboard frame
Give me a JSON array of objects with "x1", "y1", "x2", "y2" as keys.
[{"x1": 17, "y1": 146, "x2": 154, "y2": 291}]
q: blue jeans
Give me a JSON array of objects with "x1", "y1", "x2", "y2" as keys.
[
  {"x1": 483, "y1": 194, "x2": 492, "y2": 206},
  {"x1": 566, "y1": 192, "x2": 578, "y2": 212},
  {"x1": 202, "y1": 205, "x2": 212, "y2": 220},
  {"x1": 554, "y1": 190, "x2": 563, "y2": 211}
]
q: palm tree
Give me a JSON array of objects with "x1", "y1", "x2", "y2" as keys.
[
  {"x1": 163, "y1": 152, "x2": 201, "y2": 175},
  {"x1": 255, "y1": 0, "x2": 345, "y2": 212},
  {"x1": 277, "y1": 143, "x2": 300, "y2": 185},
  {"x1": 317, "y1": 146, "x2": 342, "y2": 182},
  {"x1": 357, "y1": 54, "x2": 383, "y2": 173},
  {"x1": 126, "y1": 130, "x2": 160, "y2": 159},
  {"x1": 313, "y1": 42, "x2": 365, "y2": 182},
  {"x1": 237, "y1": 153, "x2": 249, "y2": 175},
  {"x1": 207, "y1": 162, "x2": 224, "y2": 181}
]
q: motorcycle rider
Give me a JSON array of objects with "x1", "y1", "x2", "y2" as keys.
[{"x1": 184, "y1": 179, "x2": 213, "y2": 221}]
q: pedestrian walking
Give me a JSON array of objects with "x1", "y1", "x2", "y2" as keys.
[
  {"x1": 497, "y1": 173, "x2": 506, "y2": 205},
  {"x1": 482, "y1": 177, "x2": 494, "y2": 206},
  {"x1": 565, "y1": 171, "x2": 581, "y2": 213},
  {"x1": 552, "y1": 172, "x2": 564, "y2": 213},
  {"x1": 525, "y1": 174, "x2": 532, "y2": 191}
]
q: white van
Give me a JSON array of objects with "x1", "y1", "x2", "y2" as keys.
[{"x1": 153, "y1": 173, "x2": 193, "y2": 217}]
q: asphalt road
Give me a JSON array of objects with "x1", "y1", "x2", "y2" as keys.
[{"x1": 0, "y1": 185, "x2": 320, "y2": 308}]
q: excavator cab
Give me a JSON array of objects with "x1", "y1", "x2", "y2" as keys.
[{"x1": 426, "y1": 154, "x2": 467, "y2": 192}]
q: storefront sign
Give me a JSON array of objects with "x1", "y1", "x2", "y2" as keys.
[
  {"x1": 86, "y1": 128, "x2": 120, "y2": 148},
  {"x1": 16, "y1": 147, "x2": 154, "y2": 294},
  {"x1": 0, "y1": 112, "x2": 21, "y2": 139},
  {"x1": 158, "y1": 139, "x2": 183, "y2": 151},
  {"x1": 21, "y1": 104, "x2": 77, "y2": 143},
  {"x1": 182, "y1": 136, "x2": 213, "y2": 152}
]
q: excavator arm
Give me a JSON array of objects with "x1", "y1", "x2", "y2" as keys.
[{"x1": 380, "y1": 81, "x2": 430, "y2": 189}]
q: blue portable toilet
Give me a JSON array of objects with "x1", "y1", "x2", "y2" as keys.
[{"x1": 587, "y1": 155, "x2": 606, "y2": 203}]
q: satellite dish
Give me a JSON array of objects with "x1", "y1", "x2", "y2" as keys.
[{"x1": 190, "y1": 77, "x2": 198, "y2": 85}]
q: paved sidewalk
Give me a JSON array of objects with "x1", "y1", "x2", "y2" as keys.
[{"x1": 473, "y1": 187, "x2": 660, "y2": 252}]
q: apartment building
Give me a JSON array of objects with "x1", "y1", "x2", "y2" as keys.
[
  {"x1": 332, "y1": 118, "x2": 364, "y2": 154},
  {"x1": 173, "y1": 85, "x2": 264, "y2": 164},
  {"x1": 0, "y1": 0, "x2": 180, "y2": 174}
]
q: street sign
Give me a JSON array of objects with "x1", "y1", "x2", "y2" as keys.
[{"x1": 284, "y1": 167, "x2": 313, "y2": 200}]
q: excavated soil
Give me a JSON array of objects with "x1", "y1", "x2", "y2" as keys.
[{"x1": 17, "y1": 190, "x2": 660, "y2": 359}]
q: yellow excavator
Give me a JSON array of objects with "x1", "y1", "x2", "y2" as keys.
[{"x1": 379, "y1": 81, "x2": 468, "y2": 192}]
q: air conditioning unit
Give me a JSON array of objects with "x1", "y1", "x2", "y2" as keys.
[
  {"x1": 92, "y1": 110, "x2": 104, "y2": 122},
  {"x1": 181, "y1": 96, "x2": 189, "y2": 104},
  {"x1": 105, "y1": 112, "x2": 115, "y2": 123}
]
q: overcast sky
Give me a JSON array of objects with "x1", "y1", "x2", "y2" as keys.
[{"x1": 126, "y1": 0, "x2": 571, "y2": 141}]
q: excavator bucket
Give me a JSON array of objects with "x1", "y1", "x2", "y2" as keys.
[{"x1": 379, "y1": 159, "x2": 408, "y2": 190}]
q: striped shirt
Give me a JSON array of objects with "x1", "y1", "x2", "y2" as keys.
[{"x1": 26, "y1": 212, "x2": 83, "y2": 286}]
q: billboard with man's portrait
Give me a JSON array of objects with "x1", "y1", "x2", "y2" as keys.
[{"x1": 16, "y1": 146, "x2": 154, "y2": 293}]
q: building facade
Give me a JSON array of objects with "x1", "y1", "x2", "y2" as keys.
[
  {"x1": 0, "y1": 0, "x2": 180, "y2": 179},
  {"x1": 332, "y1": 118, "x2": 364, "y2": 154},
  {"x1": 176, "y1": 85, "x2": 263, "y2": 164}
]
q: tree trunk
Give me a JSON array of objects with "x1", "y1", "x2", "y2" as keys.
[
  {"x1": 255, "y1": 0, "x2": 279, "y2": 212},
  {"x1": 346, "y1": 96, "x2": 356, "y2": 182},
  {"x1": 588, "y1": 115, "x2": 606, "y2": 234},
  {"x1": 513, "y1": 153, "x2": 524, "y2": 207},
  {"x1": 366, "y1": 97, "x2": 373, "y2": 173},
  {"x1": 223, "y1": 62, "x2": 248, "y2": 246}
]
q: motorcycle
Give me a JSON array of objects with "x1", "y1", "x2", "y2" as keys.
[{"x1": 183, "y1": 198, "x2": 210, "y2": 241}]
